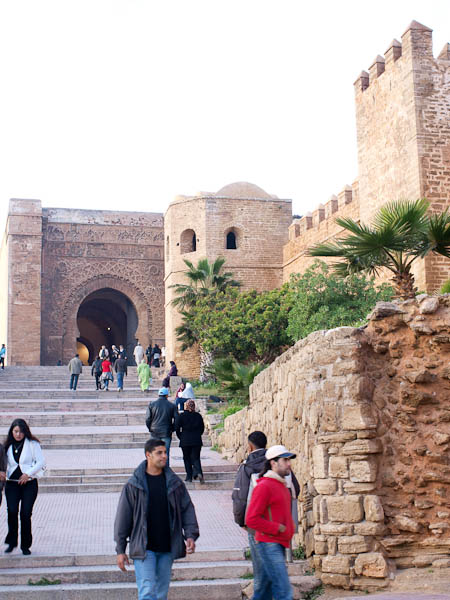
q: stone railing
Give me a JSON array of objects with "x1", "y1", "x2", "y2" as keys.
[{"x1": 217, "y1": 295, "x2": 450, "y2": 591}]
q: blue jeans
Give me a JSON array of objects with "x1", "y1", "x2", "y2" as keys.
[
  {"x1": 69, "y1": 374, "x2": 79, "y2": 390},
  {"x1": 248, "y1": 532, "x2": 272, "y2": 600},
  {"x1": 117, "y1": 372, "x2": 124, "y2": 390},
  {"x1": 134, "y1": 549, "x2": 173, "y2": 600},
  {"x1": 254, "y1": 542, "x2": 292, "y2": 600}
]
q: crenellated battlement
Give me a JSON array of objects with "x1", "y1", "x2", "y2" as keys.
[
  {"x1": 354, "y1": 20, "x2": 450, "y2": 94},
  {"x1": 288, "y1": 182, "x2": 356, "y2": 242}
]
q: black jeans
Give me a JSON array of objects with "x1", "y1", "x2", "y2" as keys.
[
  {"x1": 181, "y1": 446, "x2": 203, "y2": 480},
  {"x1": 94, "y1": 372, "x2": 102, "y2": 390},
  {"x1": 5, "y1": 479, "x2": 38, "y2": 550},
  {"x1": 69, "y1": 374, "x2": 79, "y2": 390}
]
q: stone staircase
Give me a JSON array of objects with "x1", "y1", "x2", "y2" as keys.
[
  {"x1": 0, "y1": 366, "x2": 322, "y2": 598},
  {"x1": 0, "y1": 551, "x2": 321, "y2": 599}
]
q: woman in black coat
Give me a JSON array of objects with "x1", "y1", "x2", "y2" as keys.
[{"x1": 175, "y1": 400, "x2": 205, "y2": 483}]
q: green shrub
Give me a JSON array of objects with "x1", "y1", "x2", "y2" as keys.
[{"x1": 440, "y1": 279, "x2": 450, "y2": 294}]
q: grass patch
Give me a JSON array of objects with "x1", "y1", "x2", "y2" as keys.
[
  {"x1": 211, "y1": 444, "x2": 222, "y2": 453},
  {"x1": 303, "y1": 585, "x2": 323, "y2": 600},
  {"x1": 28, "y1": 578, "x2": 62, "y2": 586},
  {"x1": 243, "y1": 548, "x2": 251, "y2": 560},
  {"x1": 240, "y1": 572, "x2": 254, "y2": 579}
]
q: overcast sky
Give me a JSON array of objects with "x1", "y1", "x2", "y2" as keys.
[{"x1": 1, "y1": 1, "x2": 449, "y2": 232}]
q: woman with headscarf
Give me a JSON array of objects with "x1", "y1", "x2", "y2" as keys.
[
  {"x1": 175, "y1": 400, "x2": 205, "y2": 483},
  {"x1": 137, "y1": 358, "x2": 152, "y2": 393}
]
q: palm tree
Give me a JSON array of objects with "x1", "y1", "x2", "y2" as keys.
[
  {"x1": 170, "y1": 257, "x2": 241, "y2": 309},
  {"x1": 309, "y1": 199, "x2": 450, "y2": 299},
  {"x1": 171, "y1": 257, "x2": 241, "y2": 379},
  {"x1": 206, "y1": 357, "x2": 266, "y2": 402}
]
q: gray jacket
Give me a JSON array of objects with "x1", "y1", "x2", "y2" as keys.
[
  {"x1": 114, "y1": 460, "x2": 199, "y2": 560},
  {"x1": 68, "y1": 357, "x2": 83, "y2": 375}
]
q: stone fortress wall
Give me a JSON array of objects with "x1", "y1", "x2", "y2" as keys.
[
  {"x1": 283, "y1": 21, "x2": 450, "y2": 291},
  {"x1": 216, "y1": 296, "x2": 450, "y2": 589}
]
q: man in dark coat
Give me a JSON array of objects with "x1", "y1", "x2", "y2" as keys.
[
  {"x1": 91, "y1": 356, "x2": 103, "y2": 390},
  {"x1": 114, "y1": 355, "x2": 128, "y2": 392},
  {"x1": 114, "y1": 438, "x2": 199, "y2": 599},
  {"x1": 145, "y1": 387, "x2": 176, "y2": 467}
]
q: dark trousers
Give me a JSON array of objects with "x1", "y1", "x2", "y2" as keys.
[
  {"x1": 94, "y1": 372, "x2": 102, "y2": 390},
  {"x1": 181, "y1": 445, "x2": 203, "y2": 480},
  {"x1": 5, "y1": 479, "x2": 38, "y2": 550},
  {"x1": 0, "y1": 357, "x2": 4, "y2": 369},
  {"x1": 69, "y1": 374, "x2": 79, "y2": 390}
]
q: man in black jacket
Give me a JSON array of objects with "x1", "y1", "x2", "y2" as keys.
[
  {"x1": 91, "y1": 356, "x2": 103, "y2": 390},
  {"x1": 114, "y1": 438, "x2": 199, "y2": 599},
  {"x1": 145, "y1": 387, "x2": 176, "y2": 467},
  {"x1": 232, "y1": 431, "x2": 300, "y2": 600}
]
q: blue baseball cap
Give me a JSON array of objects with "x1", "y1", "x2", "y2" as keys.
[{"x1": 158, "y1": 387, "x2": 170, "y2": 396}]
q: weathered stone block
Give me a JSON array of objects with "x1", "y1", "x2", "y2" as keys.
[
  {"x1": 354, "y1": 521, "x2": 386, "y2": 535},
  {"x1": 344, "y1": 481, "x2": 377, "y2": 493},
  {"x1": 420, "y1": 297, "x2": 440, "y2": 314},
  {"x1": 314, "y1": 478, "x2": 337, "y2": 495},
  {"x1": 312, "y1": 444, "x2": 328, "y2": 478},
  {"x1": 342, "y1": 438, "x2": 382, "y2": 455},
  {"x1": 320, "y1": 573, "x2": 350, "y2": 587},
  {"x1": 354, "y1": 552, "x2": 389, "y2": 578},
  {"x1": 322, "y1": 402, "x2": 338, "y2": 432},
  {"x1": 327, "y1": 495, "x2": 363, "y2": 523},
  {"x1": 342, "y1": 403, "x2": 377, "y2": 431},
  {"x1": 329, "y1": 456, "x2": 349, "y2": 478},
  {"x1": 321, "y1": 555, "x2": 351, "y2": 574},
  {"x1": 364, "y1": 495, "x2": 384, "y2": 522},
  {"x1": 349, "y1": 458, "x2": 377, "y2": 482},
  {"x1": 321, "y1": 523, "x2": 354, "y2": 535},
  {"x1": 394, "y1": 515, "x2": 422, "y2": 533},
  {"x1": 338, "y1": 535, "x2": 372, "y2": 554}
]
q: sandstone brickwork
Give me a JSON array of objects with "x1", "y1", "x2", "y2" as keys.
[
  {"x1": 283, "y1": 21, "x2": 450, "y2": 290},
  {"x1": 216, "y1": 296, "x2": 450, "y2": 589},
  {"x1": 164, "y1": 183, "x2": 292, "y2": 376}
]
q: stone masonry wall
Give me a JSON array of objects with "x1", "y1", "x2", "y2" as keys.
[{"x1": 217, "y1": 296, "x2": 450, "y2": 590}]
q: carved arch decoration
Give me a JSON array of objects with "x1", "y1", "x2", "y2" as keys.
[{"x1": 61, "y1": 274, "x2": 153, "y2": 363}]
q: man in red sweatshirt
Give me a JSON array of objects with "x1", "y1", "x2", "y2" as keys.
[{"x1": 245, "y1": 445, "x2": 296, "y2": 600}]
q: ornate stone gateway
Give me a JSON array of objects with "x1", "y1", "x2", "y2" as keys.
[{"x1": 1, "y1": 200, "x2": 164, "y2": 365}]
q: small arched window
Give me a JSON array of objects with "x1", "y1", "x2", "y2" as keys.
[
  {"x1": 226, "y1": 231, "x2": 237, "y2": 249},
  {"x1": 225, "y1": 227, "x2": 239, "y2": 250},
  {"x1": 180, "y1": 229, "x2": 197, "y2": 254},
  {"x1": 166, "y1": 236, "x2": 170, "y2": 261}
]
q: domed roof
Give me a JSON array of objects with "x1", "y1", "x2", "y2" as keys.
[{"x1": 215, "y1": 182, "x2": 277, "y2": 200}]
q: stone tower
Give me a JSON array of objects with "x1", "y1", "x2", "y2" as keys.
[
  {"x1": 354, "y1": 20, "x2": 450, "y2": 291},
  {"x1": 164, "y1": 182, "x2": 292, "y2": 376}
]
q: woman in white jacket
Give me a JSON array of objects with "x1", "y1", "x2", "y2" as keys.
[{"x1": 0, "y1": 419, "x2": 45, "y2": 555}]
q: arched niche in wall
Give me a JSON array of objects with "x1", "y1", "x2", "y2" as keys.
[{"x1": 180, "y1": 229, "x2": 197, "y2": 254}]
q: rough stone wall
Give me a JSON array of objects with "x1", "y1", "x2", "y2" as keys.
[
  {"x1": 164, "y1": 184, "x2": 292, "y2": 377},
  {"x1": 40, "y1": 208, "x2": 164, "y2": 364},
  {"x1": 217, "y1": 296, "x2": 450, "y2": 590},
  {"x1": 282, "y1": 182, "x2": 360, "y2": 282},
  {"x1": 4, "y1": 200, "x2": 43, "y2": 365}
]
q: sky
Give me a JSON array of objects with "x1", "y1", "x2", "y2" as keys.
[{"x1": 0, "y1": 0, "x2": 449, "y2": 232}]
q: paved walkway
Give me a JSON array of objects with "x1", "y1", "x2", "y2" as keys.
[
  {"x1": 0, "y1": 489, "x2": 247, "y2": 555},
  {"x1": 42, "y1": 447, "x2": 231, "y2": 470}
]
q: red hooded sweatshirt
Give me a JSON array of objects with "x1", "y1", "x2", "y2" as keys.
[{"x1": 245, "y1": 471, "x2": 294, "y2": 548}]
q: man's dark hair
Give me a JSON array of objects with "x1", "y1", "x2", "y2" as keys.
[
  {"x1": 248, "y1": 431, "x2": 267, "y2": 449},
  {"x1": 75, "y1": 354, "x2": 79, "y2": 357},
  {"x1": 259, "y1": 457, "x2": 279, "y2": 477},
  {"x1": 145, "y1": 438, "x2": 166, "y2": 454}
]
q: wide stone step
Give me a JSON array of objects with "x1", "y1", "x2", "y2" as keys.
[
  {"x1": 0, "y1": 411, "x2": 146, "y2": 427},
  {"x1": 38, "y1": 479, "x2": 234, "y2": 493},
  {"x1": 0, "y1": 389, "x2": 161, "y2": 399},
  {"x1": 0, "y1": 400, "x2": 152, "y2": 412},
  {"x1": 42, "y1": 471, "x2": 235, "y2": 484}
]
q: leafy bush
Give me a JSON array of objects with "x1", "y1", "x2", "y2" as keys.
[
  {"x1": 440, "y1": 279, "x2": 450, "y2": 294},
  {"x1": 287, "y1": 261, "x2": 393, "y2": 341}
]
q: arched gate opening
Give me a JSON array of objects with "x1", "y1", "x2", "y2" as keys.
[{"x1": 76, "y1": 288, "x2": 138, "y2": 364}]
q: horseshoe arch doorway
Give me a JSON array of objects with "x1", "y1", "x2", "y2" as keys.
[{"x1": 76, "y1": 288, "x2": 138, "y2": 364}]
